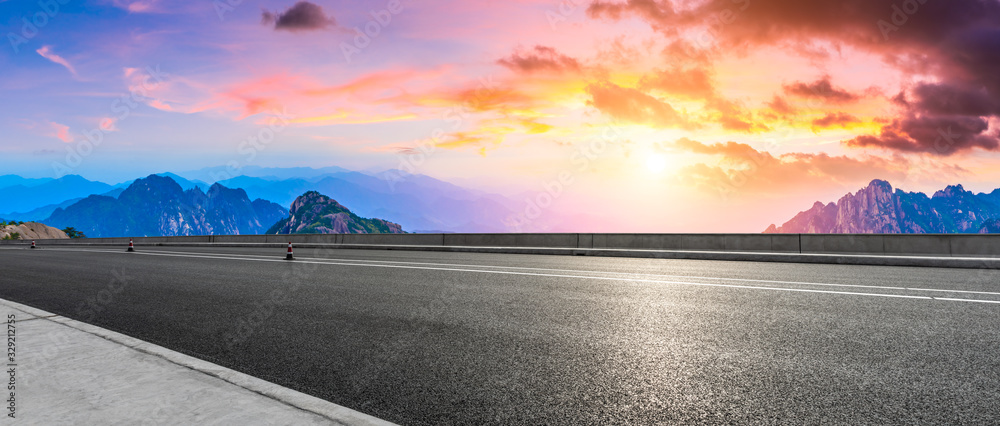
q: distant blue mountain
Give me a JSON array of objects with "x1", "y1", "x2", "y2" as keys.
[
  {"x1": 215, "y1": 170, "x2": 516, "y2": 232},
  {"x1": 180, "y1": 165, "x2": 350, "y2": 182},
  {"x1": 0, "y1": 175, "x2": 114, "y2": 214},
  {"x1": 2, "y1": 166, "x2": 525, "y2": 233},
  {"x1": 44, "y1": 175, "x2": 287, "y2": 237},
  {"x1": 0, "y1": 175, "x2": 53, "y2": 188},
  {"x1": 0, "y1": 188, "x2": 123, "y2": 222}
]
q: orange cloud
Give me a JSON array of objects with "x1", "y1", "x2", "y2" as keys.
[
  {"x1": 287, "y1": 111, "x2": 418, "y2": 126},
  {"x1": 639, "y1": 67, "x2": 715, "y2": 100},
  {"x1": 586, "y1": 81, "x2": 697, "y2": 129},
  {"x1": 667, "y1": 138, "x2": 913, "y2": 198},
  {"x1": 811, "y1": 112, "x2": 861, "y2": 132}
]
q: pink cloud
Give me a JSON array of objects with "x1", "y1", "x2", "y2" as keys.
[
  {"x1": 48, "y1": 122, "x2": 74, "y2": 143},
  {"x1": 111, "y1": 0, "x2": 160, "y2": 13},
  {"x1": 99, "y1": 117, "x2": 119, "y2": 132},
  {"x1": 36, "y1": 46, "x2": 77, "y2": 78}
]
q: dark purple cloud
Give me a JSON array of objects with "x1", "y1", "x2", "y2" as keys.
[
  {"x1": 846, "y1": 115, "x2": 998, "y2": 155},
  {"x1": 784, "y1": 77, "x2": 860, "y2": 103},
  {"x1": 587, "y1": 0, "x2": 1000, "y2": 155},
  {"x1": 911, "y1": 83, "x2": 1000, "y2": 117},
  {"x1": 262, "y1": 1, "x2": 335, "y2": 32}
]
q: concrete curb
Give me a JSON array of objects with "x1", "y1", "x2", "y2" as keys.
[
  {"x1": 0, "y1": 298, "x2": 396, "y2": 426},
  {"x1": 12, "y1": 241, "x2": 1000, "y2": 269}
]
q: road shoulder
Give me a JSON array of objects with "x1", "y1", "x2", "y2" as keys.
[{"x1": 0, "y1": 298, "x2": 394, "y2": 425}]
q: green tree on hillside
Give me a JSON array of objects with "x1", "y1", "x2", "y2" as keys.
[{"x1": 62, "y1": 227, "x2": 87, "y2": 239}]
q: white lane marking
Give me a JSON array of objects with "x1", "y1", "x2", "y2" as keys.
[
  {"x1": 934, "y1": 297, "x2": 1000, "y2": 304},
  {"x1": 46, "y1": 247, "x2": 1000, "y2": 297},
  {"x1": 35, "y1": 247, "x2": 1000, "y2": 304}
]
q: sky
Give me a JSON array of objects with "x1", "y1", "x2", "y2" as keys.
[{"x1": 2, "y1": 0, "x2": 999, "y2": 232}]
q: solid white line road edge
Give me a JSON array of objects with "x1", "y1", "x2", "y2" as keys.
[
  {"x1": 41, "y1": 247, "x2": 1000, "y2": 304},
  {"x1": 0, "y1": 297, "x2": 397, "y2": 426},
  {"x1": 117, "y1": 248, "x2": 1000, "y2": 297},
  {"x1": 41, "y1": 247, "x2": 1000, "y2": 297}
]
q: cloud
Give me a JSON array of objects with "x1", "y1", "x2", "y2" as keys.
[
  {"x1": 587, "y1": 0, "x2": 999, "y2": 53},
  {"x1": 587, "y1": 0, "x2": 1000, "y2": 156},
  {"x1": 783, "y1": 77, "x2": 859, "y2": 103},
  {"x1": 434, "y1": 127, "x2": 511, "y2": 150},
  {"x1": 845, "y1": 115, "x2": 999, "y2": 156},
  {"x1": 48, "y1": 122, "x2": 74, "y2": 143},
  {"x1": 262, "y1": 1, "x2": 336, "y2": 32},
  {"x1": 587, "y1": 0, "x2": 677, "y2": 32},
  {"x1": 666, "y1": 138, "x2": 911, "y2": 197},
  {"x1": 812, "y1": 112, "x2": 861, "y2": 132},
  {"x1": 639, "y1": 66, "x2": 714, "y2": 99},
  {"x1": 586, "y1": 81, "x2": 696, "y2": 129},
  {"x1": 909, "y1": 83, "x2": 1000, "y2": 117},
  {"x1": 636, "y1": 66, "x2": 767, "y2": 133},
  {"x1": 36, "y1": 46, "x2": 77, "y2": 78},
  {"x1": 766, "y1": 95, "x2": 797, "y2": 115},
  {"x1": 497, "y1": 45, "x2": 582, "y2": 74},
  {"x1": 110, "y1": 0, "x2": 161, "y2": 13},
  {"x1": 99, "y1": 117, "x2": 120, "y2": 132},
  {"x1": 705, "y1": 97, "x2": 770, "y2": 133}
]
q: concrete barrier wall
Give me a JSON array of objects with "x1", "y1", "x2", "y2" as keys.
[
  {"x1": 950, "y1": 235, "x2": 1000, "y2": 256},
  {"x1": 800, "y1": 234, "x2": 885, "y2": 254},
  {"x1": 2, "y1": 233, "x2": 998, "y2": 257}
]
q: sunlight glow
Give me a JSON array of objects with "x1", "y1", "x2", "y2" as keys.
[{"x1": 645, "y1": 154, "x2": 668, "y2": 174}]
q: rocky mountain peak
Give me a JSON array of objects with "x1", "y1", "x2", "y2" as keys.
[
  {"x1": 44, "y1": 175, "x2": 287, "y2": 237},
  {"x1": 766, "y1": 180, "x2": 1000, "y2": 234},
  {"x1": 118, "y1": 174, "x2": 185, "y2": 205},
  {"x1": 933, "y1": 184, "x2": 968, "y2": 199},
  {"x1": 270, "y1": 191, "x2": 403, "y2": 235}
]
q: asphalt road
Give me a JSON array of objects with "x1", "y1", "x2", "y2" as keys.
[{"x1": 2, "y1": 245, "x2": 1000, "y2": 425}]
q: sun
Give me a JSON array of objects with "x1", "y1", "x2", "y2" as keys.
[{"x1": 645, "y1": 154, "x2": 668, "y2": 174}]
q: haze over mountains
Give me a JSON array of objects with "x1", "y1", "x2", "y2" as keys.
[
  {"x1": 6, "y1": 168, "x2": 1000, "y2": 236},
  {"x1": 766, "y1": 180, "x2": 1000, "y2": 234},
  {"x1": 0, "y1": 175, "x2": 114, "y2": 215},
  {"x1": 0, "y1": 166, "x2": 525, "y2": 236}
]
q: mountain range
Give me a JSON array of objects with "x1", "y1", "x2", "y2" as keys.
[
  {"x1": 268, "y1": 191, "x2": 404, "y2": 234},
  {"x1": 44, "y1": 175, "x2": 287, "y2": 238},
  {"x1": 1, "y1": 167, "x2": 520, "y2": 233},
  {"x1": 0, "y1": 175, "x2": 114, "y2": 214},
  {"x1": 765, "y1": 180, "x2": 1000, "y2": 234},
  {"x1": 214, "y1": 171, "x2": 515, "y2": 233}
]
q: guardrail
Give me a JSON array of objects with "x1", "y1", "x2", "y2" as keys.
[{"x1": 3, "y1": 233, "x2": 999, "y2": 257}]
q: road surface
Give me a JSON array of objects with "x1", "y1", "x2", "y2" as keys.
[{"x1": 1, "y1": 245, "x2": 999, "y2": 424}]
